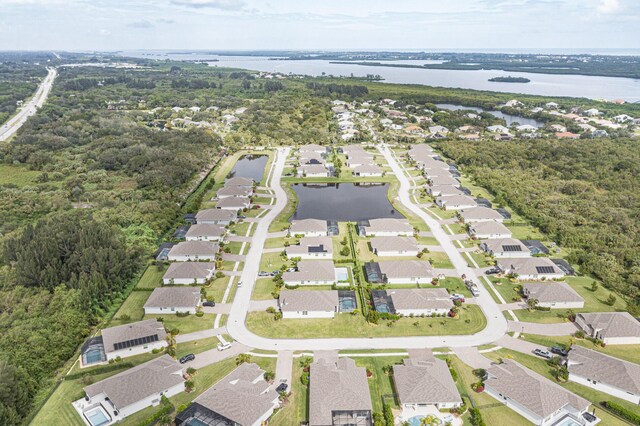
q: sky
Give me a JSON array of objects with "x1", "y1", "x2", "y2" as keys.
[{"x1": 0, "y1": 0, "x2": 638, "y2": 52}]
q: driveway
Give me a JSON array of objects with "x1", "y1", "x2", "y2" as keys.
[
  {"x1": 452, "y1": 347, "x2": 493, "y2": 369},
  {"x1": 499, "y1": 302, "x2": 528, "y2": 311},
  {"x1": 202, "y1": 304, "x2": 232, "y2": 314},
  {"x1": 249, "y1": 300, "x2": 278, "y2": 311},
  {"x1": 185, "y1": 343, "x2": 252, "y2": 369},
  {"x1": 494, "y1": 335, "x2": 547, "y2": 355},
  {"x1": 275, "y1": 350, "x2": 293, "y2": 387},
  {"x1": 176, "y1": 327, "x2": 227, "y2": 343},
  {"x1": 222, "y1": 253, "x2": 246, "y2": 262},
  {"x1": 507, "y1": 320, "x2": 579, "y2": 336},
  {"x1": 227, "y1": 235, "x2": 253, "y2": 242}
]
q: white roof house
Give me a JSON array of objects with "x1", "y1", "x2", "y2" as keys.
[
  {"x1": 468, "y1": 221, "x2": 512, "y2": 239},
  {"x1": 377, "y1": 260, "x2": 434, "y2": 284},
  {"x1": 427, "y1": 185, "x2": 464, "y2": 197},
  {"x1": 290, "y1": 219, "x2": 328, "y2": 237},
  {"x1": 278, "y1": 289, "x2": 340, "y2": 319},
  {"x1": 369, "y1": 236, "x2": 419, "y2": 257},
  {"x1": 162, "y1": 261, "x2": 216, "y2": 285},
  {"x1": 359, "y1": 218, "x2": 413, "y2": 237},
  {"x1": 143, "y1": 287, "x2": 201, "y2": 315},
  {"x1": 575, "y1": 312, "x2": 640, "y2": 345},
  {"x1": 487, "y1": 125, "x2": 510, "y2": 133},
  {"x1": 484, "y1": 359, "x2": 592, "y2": 426},
  {"x1": 522, "y1": 281, "x2": 584, "y2": 309},
  {"x1": 195, "y1": 209, "x2": 237, "y2": 225},
  {"x1": 167, "y1": 241, "x2": 219, "y2": 262},
  {"x1": 480, "y1": 238, "x2": 531, "y2": 258},
  {"x1": 496, "y1": 257, "x2": 565, "y2": 280},
  {"x1": 282, "y1": 260, "x2": 336, "y2": 286},
  {"x1": 429, "y1": 125, "x2": 449, "y2": 134},
  {"x1": 567, "y1": 345, "x2": 640, "y2": 405},
  {"x1": 436, "y1": 194, "x2": 478, "y2": 211},
  {"x1": 285, "y1": 236, "x2": 333, "y2": 260},
  {"x1": 459, "y1": 207, "x2": 505, "y2": 223},
  {"x1": 185, "y1": 224, "x2": 226, "y2": 241}
]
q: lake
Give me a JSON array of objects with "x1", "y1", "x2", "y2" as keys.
[
  {"x1": 436, "y1": 104, "x2": 544, "y2": 127},
  {"x1": 228, "y1": 155, "x2": 268, "y2": 183},
  {"x1": 291, "y1": 183, "x2": 399, "y2": 222}
]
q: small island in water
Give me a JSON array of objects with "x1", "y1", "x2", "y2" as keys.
[{"x1": 488, "y1": 76, "x2": 531, "y2": 83}]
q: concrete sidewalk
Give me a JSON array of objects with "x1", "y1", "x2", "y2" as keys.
[
  {"x1": 494, "y1": 335, "x2": 547, "y2": 355},
  {"x1": 176, "y1": 327, "x2": 227, "y2": 343}
]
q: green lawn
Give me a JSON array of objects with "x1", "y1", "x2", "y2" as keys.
[
  {"x1": 354, "y1": 356, "x2": 406, "y2": 412},
  {"x1": 489, "y1": 277, "x2": 522, "y2": 303},
  {"x1": 112, "y1": 291, "x2": 151, "y2": 322},
  {"x1": 265, "y1": 237, "x2": 290, "y2": 249},
  {"x1": 416, "y1": 235, "x2": 439, "y2": 246},
  {"x1": 144, "y1": 313, "x2": 216, "y2": 335},
  {"x1": 252, "y1": 277, "x2": 277, "y2": 300},
  {"x1": 232, "y1": 221, "x2": 253, "y2": 237},
  {"x1": 246, "y1": 305, "x2": 487, "y2": 338},
  {"x1": 520, "y1": 334, "x2": 640, "y2": 364},
  {"x1": 175, "y1": 337, "x2": 220, "y2": 358},
  {"x1": 447, "y1": 223, "x2": 467, "y2": 235},
  {"x1": 136, "y1": 264, "x2": 167, "y2": 289},
  {"x1": 425, "y1": 251, "x2": 454, "y2": 269},
  {"x1": 260, "y1": 251, "x2": 289, "y2": 272},
  {"x1": 376, "y1": 277, "x2": 472, "y2": 298},
  {"x1": 204, "y1": 275, "x2": 232, "y2": 303},
  {"x1": 270, "y1": 358, "x2": 309, "y2": 425}
]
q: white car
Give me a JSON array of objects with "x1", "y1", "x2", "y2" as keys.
[
  {"x1": 217, "y1": 342, "x2": 232, "y2": 351},
  {"x1": 450, "y1": 293, "x2": 465, "y2": 300}
]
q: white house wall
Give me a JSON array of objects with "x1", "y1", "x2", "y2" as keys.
[
  {"x1": 386, "y1": 277, "x2": 432, "y2": 285},
  {"x1": 144, "y1": 306, "x2": 198, "y2": 315},
  {"x1": 537, "y1": 301, "x2": 584, "y2": 309},
  {"x1": 162, "y1": 277, "x2": 208, "y2": 285},
  {"x1": 375, "y1": 250, "x2": 419, "y2": 257},
  {"x1": 118, "y1": 382, "x2": 185, "y2": 418},
  {"x1": 167, "y1": 254, "x2": 216, "y2": 262},
  {"x1": 186, "y1": 235, "x2": 222, "y2": 242},
  {"x1": 396, "y1": 308, "x2": 449, "y2": 316},
  {"x1": 569, "y1": 373, "x2": 640, "y2": 405},
  {"x1": 282, "y1": 310, "x2": 336, "y2": 319}
]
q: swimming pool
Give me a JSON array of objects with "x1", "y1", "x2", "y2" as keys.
[
  {"x1": 407, "y1": 415, "x2": 442, "y2": 426},
  {"x1": 84, "y1": 406, "x2": 111, "y2": 426},
  {"x1": 553, "y1": 416, "x2": 582, "y2": 426},
  {"x1": 339, "y1": 298, "x2": 356, "y2": 311},
  {"x1": 376, "y1": 303, "x2": 390, "y2": 313}
]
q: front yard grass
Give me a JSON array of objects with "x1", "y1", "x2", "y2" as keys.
[
  {"x1": 354, "y1": 356, "x2": 406, "y2": 412},
  {"x1": 259, "y1": 251, "x2": 288, "y2": 272},
  {"x1": 175, "y1": 337, "x2": 220, "y2": 358},
  {"x1": 204, "y1": 275, "x2": 232, "y2": 303},
  {"x1": 425, "y1": 251, "x2": 454, "y2": 269},
  {"x1": 252, "y1": 277, "x2": 277, "y2": 300},
  {"x1": 520, "y1": 334, "x2": 640, "y2": 364},
  {"x1": 270, "y1": 357, "x2": 308, "y2": 426},
  {"x1": 246, "y1": 305, "x2": 487, "y2": 338}
]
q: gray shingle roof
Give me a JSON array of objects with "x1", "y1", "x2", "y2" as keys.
[
  {"x1": 279, "y1": 290, "x2": 339, "y2": 312},
  {"x1": 290, "y1": 219, "x2": 328, "y2": 234},
  {"x1": 216, "y1": 196, "x2": 250, "y2": 209},
  {"x1": 568, "y1": 345, "x2": 640, "y2": 395},
  {"x1": 84, "y1": 355, "x2": 183, "y2": 410},
  {"x1": 101, "y1": 319, "x2": 167, "y2": 354},
  {"x1": 286, "y1": 236, "x2": 333, "y2": 257},
  {"x1": 309, "y1": 357, "x2": 372, "y2": 426},
  {"x1": 144, "y1": 287, "x2": 201, "y2": 309},
  {"x1": 168, "y1": 241, "x2": 219, "y2": 257},
  {"x1": 185, "y1": 224, "x2": 225, "y2": 239},
  {"x1": 216, "y1": 186, "x2": 252, "y2": 197},
  {"x1": 459, "y1": 207, "x2": 504, "y2": 221},
  {"x1": 163, "y1": 262, "x2": 216, "y2": 281},
  {"x1": 387, "y1": 289, "x2": 453, "y2": 311},
  {"x1": 481, "y1": 238, "x2": 529, "y2": 254},
  {"x1": 195, "y1": 209, "x2": 237, "y2": 222},
  {"x1": 497, "y1": 257, "x2": 563, "y2": 276},
  {"x1": 522, "y1": 281, "x2": 584, "y2": 304},
  {"x1": 468, "y1": 221, "x2": 512, "y2": 236},
  {"x1": 486, "y1": 360, "x2": 589, "y2": 419},
  {"x1": 576, "y1": 312, "x2": 640, "y2": 339},
  {"x1": 370, "y1": 236, "x2": 418, "y2": 253},
  {"x1": 363, "y1": 218, "x2": 413, "y2": 235},
  {"x1": 377, "y1": 260, "x2": 434, "y2": 280},
  {"x1": 193, "y1": 363, "x2": 278, "y2": 425},
  {"x1": 282, "y1": 260, "x2": 335, "y2": 283},
  {"x1": 394, "y1": 350, "x2": 462, "y2": 405},
  {"x1": 352, "y1": 164, "x2": 381, "y2": 174},
  {"x1": 224, "y1": 176, "x2": 254, "y2": 187}
]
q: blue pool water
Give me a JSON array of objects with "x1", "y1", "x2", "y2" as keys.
[
  {"x1": 376, "y1": 303, "x2": 390, "y2": 313},
  {"x1": 339, "y1": 299, "x2": 356, "y2": 311},
  {"x1": 85, "y1": 407, "x2": 110, "y2": 426},
  {"x1": 407, "y1": 416, "x2": 442, "y2": 426},
  {"x1": 553, "y1": 417, "x2": 581, "y2": 426}
]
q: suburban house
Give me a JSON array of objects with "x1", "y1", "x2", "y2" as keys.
[
  {"x1": 195, "y1": 209, "x2": 237, "y2": 225},
  {"x1": 394, "y1": 350, "x2": 462, "y2": 418},
  {"x1": 278, "y1": 289, "x2": 339, "y2": 318},
  {"x1": 346, "y1": 154, "x2": 375, "y2": 168},
  {"x1": 143, "y1": 287, "x2": 201, "y2": 315},
  {"x1": 359, "y1": 218, "x2": 413, "y2": 237},
  {"x1": 162, "y1": 262, "x2": 216, "y2": 285},
  {"x1": 485, "y1": 360, "x2": 595, "y2": 426},
  {"x1": 427, "y1": 185, "x2": 464, "y2": 197},
  {"x1": 459, "y1": 207, "x2": 505, "y2": 223},
  {"x1": 286, "y1": 236, "x2": 333, "y2": 259},
  {"x1": 468, "y1": 221, "x2": 512, "y2": 239},
  {"x1": 480, "y1": 238, "x2": 531, "y2": 258},
  {"x1": 224, "y1": 176, "x2": 254, "y2": 188},
  {"x1": 436, "y1": 194, "x2": 478, "y2": 211},
  {"x1": 428, "y1": 175, "x2": 460, "y2": 187},
  {"x1": 185, "y1": 224, "x2": 226, "y2": 242},
  {"x1": 215, "y1": 196, "x2": 251, "y2": 211},
  {"x1": 167, "y1": 241, "x2": 219, "y2": 261},
  {"x1": 487, "y1": 125, "x2": 510, "y2": 133},
  {"x1": 567, "y1": 345, "x2": 640, "y2": 405},
  {"x1": 522, "y1": 282, "x2": 585, "y2": 309},
  {"x1": 309, "y1": 357, "x2": 373, "y2": 426},
  {"x1": 429, "y1": 125, "x2": 449, "y2": 134},
  {"x1": 369, "y1": 236, "x2": 419, "y2": 257},
  {"x1": 496, "y1": 257, "x2": 565, "y2": 280},
  {"x1": 368, "y1": 260, "x2": 434, "y2": 284},
  {"x1": 299, "y1": 144, "x2": 328, "y2": 155},
  {"x1": 574, "y1": 312, "x2": 640, "y2": 345},
  {"x1": 290, "y1": 219, "x2": 329, "y2": 237},
  {"x1": 373, "y1": 288, "x2": 453, "y2": 316},
  {"x1": 101, "y1": 319, "x2": 167, "y2": 361},
  {"x1": 298, "y1": 164, "x2": 330, "y2": 177},
  {"x1": 73, "y1": 355, "x2": 185, "y2": 425},
  {"x1": 300, "y1": 152, "x2": 327, "y2": 165},
  {"x1": 282, "y1": 260, "x2": 336, "y2": 286},
  {"x1": 216, "y1": 185, "x2": 253, "y2": 199},
  {"x1": 175, "y1": 363, "x2": 280, "y2": 426},
  {"x1": 352, "y1": 164, "x2": 382, "y2": 177}
]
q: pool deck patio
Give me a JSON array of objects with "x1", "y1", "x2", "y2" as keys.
[{"x1": 397, "y1": 405, "x2": 462, "y2": 426}]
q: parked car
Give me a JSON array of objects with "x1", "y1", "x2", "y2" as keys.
[
  {"x1": 238, "y1": 215, "x2": 246, "y2": 219},
  {"x1": 275, "y1": 382, "x2": 288, "y2": 393},
  {"x1": 450, "y1": 293, "x2": 465, "y2": 300},
  {"x1": 532, "y1": 349, "x2": 552, "y2": 360},
  {"x1": 550, "y1": 346, "x2": 569, "y2": 357},
  {"x1": 179, "y1": 354, "x2": 195, "y2": 364},
  {"x1": 258, "y1": 271, "x2": 269, "y2": 277},
  {"x1": 237, "y1": 281, "x2": 243, "y2": 287},
  {"x1": 202, "y1": 301, "x2": 216, "y2": 307},
  {"x1": 217, "y1": 342, "x2": 232, "y2": 351},
  {"x1": 485, "y1": 267, "x2": 500, "y2": 275},
  {"x1": 286, "y1": 267, "x2": 296, "y2": 272}
]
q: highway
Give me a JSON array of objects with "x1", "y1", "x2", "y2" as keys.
[{"x1": 0, "y1": 67, "x2": 57, "y2": 142}]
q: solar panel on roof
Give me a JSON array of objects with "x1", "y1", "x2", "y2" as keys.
[
  {"x1": 502, "y1": 245, "x2": 523, "y2": 252},
  {"x1": 113, "y1": 334, "x2": 159, "y2": 351},
  {"x1": 536, "y1": 266, "x2": 556, "y2": 274}
]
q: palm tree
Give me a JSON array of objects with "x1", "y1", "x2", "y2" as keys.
[{"x1": 527, "y1": 297, "x2": 539, "y2": 311}]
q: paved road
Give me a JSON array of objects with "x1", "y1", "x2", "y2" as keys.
[
  {"x1": 0, "y1": 67, "x2": 57, "y2": 142},
  {"x1": 226, "y1": 145, "x2": 509, "y2": 350}
]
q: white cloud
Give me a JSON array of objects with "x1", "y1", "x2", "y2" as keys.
[
  {"x1": 127, "y1": 20, "x2": 154, "y2": 28},
  {"x1": 597, "y1": 0, "x2": 620, "y2": 13},
  {"x1": 170, "y1": 0, "x2": 245, "y2": 10}
]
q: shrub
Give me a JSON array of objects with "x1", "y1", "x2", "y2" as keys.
[
  {"x1": 186, "y1": 367, "x2": 197, "y2": 376},
  {"x1": 383, "y1": 402, "x2": 394, "y2": 426},
  {"x1": 605, "y1": 294, "x2": 617, "y2": 306},
  {"x1": 176, "y1": 311, "x2": 190, "y2": 317},
  {"x1": 195, "y1": 311, "x2": 204, "y2": 317},
  {"x1": 300, "y1": 373, "x2": 310, "y2": 386},
  {"x1": 266, "y1": 306, "x2": 276, "y2": 314},
  {"x1": 601, "y1": 401, "x2": 640, "y2": 424},
  {"x1": 469, "y1": 408, "x2": 486, "y2": 426},
  {"x1": 574, "y1": 330, "x2": 585, "y2": 339}
]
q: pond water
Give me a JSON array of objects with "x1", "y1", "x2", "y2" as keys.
[
  {"x1": 291, "y1": 183, "x2": 399, "y2": 222},
  {"x1": 436, "y1": 103, "x2": 544, "y2": 127},
  {"x1": 228, "y1": 155, "x2": 268, "y2": 183}
]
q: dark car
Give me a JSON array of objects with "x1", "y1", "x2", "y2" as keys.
[
  {"x1": 275, "y1": 382, "x2": 288, "y2": 393},
  {"x1": 202, "y1": 301, "x2": 216, "y2": 307},
  {"x1": 485, "y1": 267, "x2": 500, "y2": 275},
  {"x1": 550, "y1": 346, "x2": 569, "y2": 357},
  {"x1": 179, "y1": 353, "x2": 195, "y2": 364}
]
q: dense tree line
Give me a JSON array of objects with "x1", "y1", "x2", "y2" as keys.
[
  {"x1": 305, "y1": 82, "x2": 369, "y2": 97},
  {"x1": 0, "y1": 62, "x2": 47, "y2": 124},
  {"x1": 437, "y1": 138, "x2": 640, "y2": 313}
]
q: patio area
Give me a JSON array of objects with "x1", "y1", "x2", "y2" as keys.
[{"x1": 396, "y1": 405, "x2": 462, "y2": 426}]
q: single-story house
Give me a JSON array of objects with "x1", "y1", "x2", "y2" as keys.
[
  {"x1": 468, "y1": 221, "x2": 512, "y2": 239},
  {"x1": 352, "y1": 164, "x2": 382, "y2": 177},
  {"x1": 216, "y1": 186, "x2": 253, "y2": 199},
  {"x1": 394, "y1": 350, "x2": 462, "y2": 412},
  {"x1": 428, "y1": 175, "x2": 460, "y2": 187},
  {"x1": 459, "y1": 207, "x2": 505, "y2": 223},
  {"x1": 290, "y1": 219, "x2": 328, "y2": 237},
  {"x1": 485, "y1": 360, "x2": 593, "y2": 426},
  {"x1": 346, "y1": 154, "x2": 375, "y2": 168},
  {"x1": 282, "y1": 260, "x2": 336, "y2": 286},
  {"x1": 224, "y1": 176, "x2": 254, "y2": 188},
  {"x1": 359, "y1": 218, "x2": 413, "y2": 237},
  {"x1": 375, "y1": 260, "x2": 434, "y2": 284},
  {"x1": 575, "y1": 312, "x2": 640, "y2": 345},
  {"x1": 300, "y1": 152, "x2": 327, "y2": 165},
  {"x1": 175, "y1": 363, "x2": 280, "y2": 426},
  {"x1": 369, "y1": 236, "x2": 419, "y2": 257},
  {"x1": 298, "y1": 164, "x2": 330, "y2": 177},
  {"x1": 427, "y1": 185, "x2": 464, "y2": 197},
  {"x1": 285, "y1": 236, "x2": 333, "y2": 260},
  {"x1": 429, "y1": 125, "x2": 449, "y2": 134},
  {"x1": 516, "y1": 124, "x2": 538, "y2": 132},
  {"x1": 309, "y1": 357, "x2": 372, "y2": 426},
  {"x1": 195, "y1": 209, "x2": 237, "y2": 225},
  {"x1": 163, "y1": 262, "x2": 216, "y2": 285},
  {"x1": 299, "y1": 144, "x2": 328, "y2": 155},
  {"x1": 215, "y1": 196, "x2": 251, "y2": 211},
  {"x1": 278, "y1": 289, "x2": 339, "y2": 318},
  {"x1": 73, "y1": 356, "x2": 185, "y2": 424},
  {"x1": 436, "y1": 194, "x2": 478, "y2": 211},
  {"x1": 522, "y1": 281, "x2": 585, "y2": 309},
  {"x1": 167, "y1": 241, "x2": 219, "y2": 262},
  {"x1": 487, "y1": 125, "x2": 510, "y2": 133},
  {"x1": 496, "y1": 257, "x2": 565, "y2": 280},
  {"x1": 480, "y1": 238, "x2": 531, "y2": 258},
  {"x1": 567, "y1": 345, "x2": 640, "y2": 405},
  {"x1": 185, "y1": 224, "x2": 226, "y2": 242},
  {"x1": 143, "y1": 287, "x2": 201, "y2": 315},
  {"x1": 384, "y1": 288, "x2": 453, "y2": 316},
  {"x1": 99, "y1": 319, "x2": 167, "y2": 361}
]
